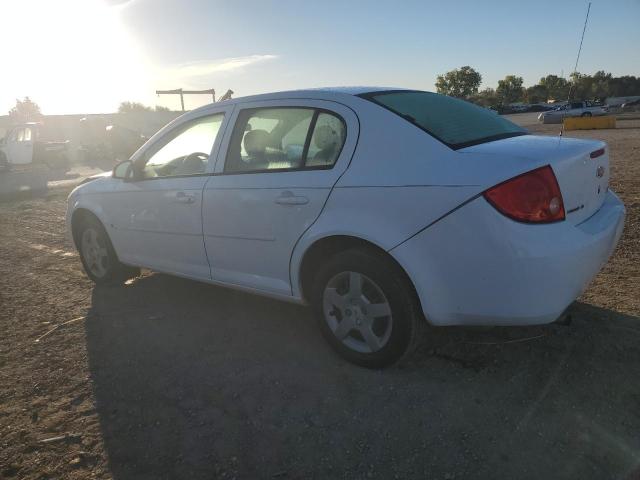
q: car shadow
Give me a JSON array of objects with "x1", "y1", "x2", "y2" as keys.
[{"x1": 84, "y1": 272, "x2": 640, "y2": 480}]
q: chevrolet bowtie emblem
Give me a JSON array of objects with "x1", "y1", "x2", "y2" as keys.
[{"x1": 596, "y1": 166, "x2": 605, "y2": 178}]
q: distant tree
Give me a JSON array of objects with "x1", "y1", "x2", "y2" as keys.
[
  {"x1": 524, "y1": 84, "x2": 549, "y2": 104},
  {"x1": 538, "y1": 75, "x2": 570, "y2": 101},
  {"x1": 154, "y1": 105, "x2": 171, "y2": 112},
  {"x1": 8, "y1": 97, "x2": 42, "y2": 123},
  {"x1": 435, "y1": 66, "x2": 482, "y2": 98},
  {"x1": 469, "y1": 88, "x2": 498, "y2": 107},
  {"x1": 607, "y1": 75, "x2": 640, "y2": 97},
  {"x1": 496, "y1": 75, "x2": 524, "y2": 104},
  {"x1": 118, "y1": 101, "x2": 152, "y2": 113},
  {"x1": 568, "y1": 72, "x2": 594, "y2": 100},
  {"x1": 589, "y1": 70, "x2": 613, "y2": 100}
]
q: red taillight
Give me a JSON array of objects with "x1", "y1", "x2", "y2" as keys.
[{"x1": 483, "y1": 165, "x2": 565, "y2": 223}]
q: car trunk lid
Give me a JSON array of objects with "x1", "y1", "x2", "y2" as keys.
[{"x1": 460, "y1": 135, "x2": 609, "y2": 225}]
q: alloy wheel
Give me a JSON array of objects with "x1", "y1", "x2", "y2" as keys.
[
  {"x1": 81, "y1": 228, "x2": 109, "y2": 278},
  {"x1": 322, "y1": 271, "x2": 393, "y2": 353}
]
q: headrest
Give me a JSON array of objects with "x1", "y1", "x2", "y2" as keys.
[
  {"x1": 314, "y1": 125, "x2": 338, "y2": 150},
  {"x1": 243, "y1": 129, "x2": 269, "y2": 155}
]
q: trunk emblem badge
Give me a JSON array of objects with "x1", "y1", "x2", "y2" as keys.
[{"x1": 596, "y1": 166, "x2": 605, "y2": 178}]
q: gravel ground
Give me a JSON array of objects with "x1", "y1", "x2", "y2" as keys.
[{"x1": 1, "y1": 119, "x2": 639, "y2": 480}]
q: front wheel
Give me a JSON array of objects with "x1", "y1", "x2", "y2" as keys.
[
  {"x1": 76, "y1": 216, "x2": 139, "y2": 284},
  {"x1": 311, "y1": 248, "x2": 423, "y2": 368}
]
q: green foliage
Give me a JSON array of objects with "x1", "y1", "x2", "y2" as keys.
[
  {"x1": 524, "y1": 84, "x2": 549, "y2": 104},
  {"x1": 118, "y1": 102, "x2": 174, "y2": 113},
  {"x1": 459, "y1": 70, "x2": 640, "y2": 108},
  {"x1": 435, "y1": 66, "x2": 482, "y2": 98},
  {"x1": 8, "y1": 97, "x2": 42, "y2": 123},
  {"x1": 496, "y1": 75, "x2": 524, "y2": 104},
  {"x1": 590, "y1": 71, "x2": 613, "y2": 99},
  {"x1": 538, "y1": 75, "x2": 570, "y2": 101},
  {"x1": 607, "y1": 75, "x2": 640, "y2": 97},
  {"x1": 469, "y1": 88, "x2": 498, "y2": 107},
  {"x1": 118, "y1": 101, "x2": 152, "y2": 113}
]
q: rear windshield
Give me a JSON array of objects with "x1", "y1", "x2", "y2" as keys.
[{"x1": 360, "y1": 90, "x2": 527, "y2": 150}]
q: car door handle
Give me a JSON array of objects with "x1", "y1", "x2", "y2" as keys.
[
  {"x1": 275, "y1": 191, "x2": 309, "y2": 205},
  {"x1": 174, "y1": 191, "x2": 196, "y2": 204}
]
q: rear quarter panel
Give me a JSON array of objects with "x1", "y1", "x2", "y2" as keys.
[{"x1": 290, "y1": 98, "x2": 549, "y2": 298}]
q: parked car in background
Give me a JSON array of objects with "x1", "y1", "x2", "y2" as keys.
[
  {"x1": 66, "y1": 88, "x2": 625, "y2": 368},
  {"x1": 538, "y1": 101, "x2": 609, "y2": 123},
  {"x1": 527, "y1": 104, "x2": 556, "y2": 113},
  {"x1": 509, "y1": 104, "x2": 529, "y2": 113},
  {"x1": 621, "y1": 98, "x2": 640, "y2": 112},
  {"x1": 0, "y1": 122, "x2": 69, "y2": 172}
]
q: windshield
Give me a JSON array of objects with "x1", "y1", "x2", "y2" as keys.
[{"x1": 360, "y1": 90, "x2": 527, "y2": 149}]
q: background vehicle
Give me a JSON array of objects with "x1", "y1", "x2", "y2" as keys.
[
  {"x1": 66, "y1": 88, "x2": 625, "y2": 368},
  {"x1": 0, "y1": 122, "x2": 69, "y2": 172},
  {"x1": 621, "y1": 98, "x2": 640, "y2": 112},
  {"x1": 526, "y1": 103, "x2": 556, "y2": 112},
  {"x1": 538, "y1": 101, "x2": 609, "y2": 123}
]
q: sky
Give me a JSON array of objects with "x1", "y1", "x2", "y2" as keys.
[{"x1": 1, "y1": 0, "x2": 639, "y2": 115}]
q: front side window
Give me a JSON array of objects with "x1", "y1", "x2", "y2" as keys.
[
  {"x1": 141, "y1": 113, "x2": 224, "y2": 178},
  {"x1": 360, "y1": 90, "x2": 527, "y2": 150},
  {"x1": 224, "y1": 107, "x2": 346, "y2": 174}
]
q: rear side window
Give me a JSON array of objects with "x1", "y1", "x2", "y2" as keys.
[
  {"x1": 360, "y1": 90, "x2": 527, "y2": 150},
  {"x1": 224, "y1": 107, "x2": 346, "y2": 174}
]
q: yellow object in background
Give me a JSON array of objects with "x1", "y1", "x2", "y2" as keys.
[{"x1": 563, "y1": 116, "x2": 616, "y2": 130}]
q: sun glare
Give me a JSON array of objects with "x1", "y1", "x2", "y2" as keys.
[{"x1": 1, "y1": 0, "x2": 151, "y2": 114}]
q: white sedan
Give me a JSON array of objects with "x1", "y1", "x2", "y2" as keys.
[
  {"x1": 66, "y1": 88, "x2": 625, "y2": 368},
  {"x1": 538, "y1": 101, "x2": 609, "y2": 124}
]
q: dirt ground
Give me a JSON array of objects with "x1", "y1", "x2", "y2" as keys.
[{"x1": 1, "y1": 118, "x2": 639, "y2": 480}]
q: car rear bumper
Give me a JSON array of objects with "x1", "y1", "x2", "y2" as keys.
[{"x1": 390, "y1": 190, "x2": 625, "y2": 326}]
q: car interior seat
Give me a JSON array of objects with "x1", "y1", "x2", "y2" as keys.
[
  {"x1": 310, "y1": 125, "x2": 339, "y2": 166},
  {"x1": 242, "y1": 129, "x2": 270, "y2": 170}
]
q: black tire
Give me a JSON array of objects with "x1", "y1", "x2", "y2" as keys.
[
  {"x1": 581, "y1": 112, "x2": 592, "y2": 117},
  {"x1": 310, "y1": 248, "x2": 424, "y2": 368},
  {"x1": 75, "y1": 215, "x2": 139, "y2": 285}
]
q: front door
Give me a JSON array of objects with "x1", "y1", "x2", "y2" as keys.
[
  {"x1": 105, "y1": 111, "x2": 230, "y2": 279},
  {"x1": 202, "y1": 100, "x2": 358, "y2": 295}
]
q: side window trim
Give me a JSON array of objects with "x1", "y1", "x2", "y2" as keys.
[
  {"x1": 220, "y1": 107, "x2": 346, "y2": 176},
  {"x1": 300, "y1": 110, "x2": 319, "y2": 169}
]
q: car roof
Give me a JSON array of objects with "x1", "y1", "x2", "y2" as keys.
[{"x1": 193, "y1": 86, "x2": 409, "y2": 113}]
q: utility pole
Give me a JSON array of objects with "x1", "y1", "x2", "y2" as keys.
[{"x1": 155, "y1": 88, "x2": 217, "y2": 111}]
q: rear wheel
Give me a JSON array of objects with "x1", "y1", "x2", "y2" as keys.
[
  {"x1": 76, "y1": 216, "x2": 139, "y2": 284},
  {"x1": 310, "y1": 248, "x2": 423, "y2": 368}
]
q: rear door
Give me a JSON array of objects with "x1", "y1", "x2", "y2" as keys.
[{"x1": 203, "y1": 99, "x2": 358, "y2": 296}]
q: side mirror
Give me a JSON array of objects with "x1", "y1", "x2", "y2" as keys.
[{"x1": 112, "y1": 159, "x2": 135, "y2": 180}]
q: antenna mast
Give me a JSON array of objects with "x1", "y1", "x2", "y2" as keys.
[{"x1": 567, "y1": 2, "x2": 591, "y2": 101}]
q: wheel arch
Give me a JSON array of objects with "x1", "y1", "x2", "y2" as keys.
[
  {"x1": 295, "y1": 234, "x2": 422, "y2": 311},
  {"x1": 70, "y1": 207, "x2": 107, "y2": 250}
]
